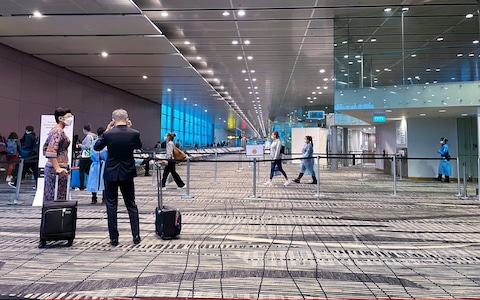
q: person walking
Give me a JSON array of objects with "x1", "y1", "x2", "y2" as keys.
[
  {"x1": 161, "y1": 132, "x2": 185, "y2": 190},
  {"x1": 87, "y1": 127, "x2": 107, "y2": 204},
  {"x1": 293, "y1": 135, "x2": 317, "y2": 184},
  {"x1": 436, "y1": 137, "x2": 451, "y2": 183},
  {"x1": 77, "y1": 123, "x2": 97, "y2": 190},
  {"x1": 9, "y1": 126, "x2": 39, "y2": 189},
  {"x1": 43, "y1": 107, "x2": 72, "y2": 202},
  {"x1": 264, "y1": 131, "x2": 290, "y2": 187},
  {"x1": 94, "y1": 109, "x2": 142, "y2": 246}
]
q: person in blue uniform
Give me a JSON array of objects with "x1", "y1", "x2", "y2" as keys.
[{"x1": 436, "y1": 137, "x2": 451, "y2": 183}]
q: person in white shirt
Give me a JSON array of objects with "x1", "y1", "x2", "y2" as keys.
[{"x1": 264, "y1": 131, "x2": 290, "y2": 187}]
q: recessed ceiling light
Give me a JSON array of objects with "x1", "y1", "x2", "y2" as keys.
[
  {"x1": 319, "y1": 69, "x2": 325, "y2": 73},
  {"x1": 439, "y1": 109, "x2": 446, "y2": 113},
  {"x1": 247, "y1": 56, "x2": 253, "y2": 60},
  {"x1": 466, "y1": 13, "x2": 474, "y2": 18},
  {"x1": 411, "y1": 54, "x2": 417, "y2": 57},
  {"x1": 101, "y1": 51, "x2": 108, "y2": 57},
  {"x1": 402, "y1": 7, "x2": 409, "y2": 12},
  {"x1": 385, "y1": 109, "x2": 392, "y2": 113},
  {"x1": 384, "y1": 8, "x2": 392, "y2": 12},
  {"x1": 244, "y1": 40, "x2": 251, "y2": 45},
  {"x1": 142, "y1": 75, "x2": 148, "y2": 79},
  {"x1": 32, "y1": 11, "x2": 43, "y2": 18},
  {"x1": 196, "y1": 56, "x2": 202, "y2": 60},
  {"x1": 237, "y1": 10, "x2": 246, "y2": 16},
  {"x1": 419, "y1": 113, "x2": 426, "y2": 116},
  {"x1": 426, "y1": 68, "x2": 431, "y2": 72},
  {"x1": 184, "y1": 41, "x2": 190, "y2": 45},
  {"x1": 251, "y1": 70, "x2": 255, "y2": 73},
  {"x1": 167, "y1": 88, "x2": 171, "y2": 92},
  {"x1": 436, "y1": 68, "x2": 440, "y2": 72},
  {"x1": 241, "y1": 70, "x2": 246, "y2": 73},
  {"x1": 457, "y1": 53, "x2": 463, "y2": 57},
  {"x1": 184, "y1": 97, "x2": 187, "y2": 100},
  {"x1": 161, "y1": 11, "x2": 169, "y2": 17},
  {"x1": 461, "y1": 113, "x2": 468, "y2": 116},
  {"x1": 222, "y1": 11, "x2": 230, "y2": 16},
  {"x1": 237, "y1": 56, "x2": 242, "y2": 60},
  {"x1": 232, "y1": 40, "x2": 238, "y2": 45},
  {"x1": 474, "y1": 40, "x2": 479, "y2": 44},
  {"x1": 357, "y1": 39, "x2": 364, "y2": 43},
  {"x1": 436, "y1": 37, "x2": 444, "y2": 41},
  {"x1": 371, "y1": 38, "x2": 377, "y2": 42}
]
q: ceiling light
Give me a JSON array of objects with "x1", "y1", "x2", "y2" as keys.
[
  {"x1": 436, "y1": 37, "x2": 444, "y2": 41},
  {"x1": 223, "y1": 11, "x2": 230, "y2": 16},
  {"x1": 247, "y1": 56, "x2": 253, "y2": 60},
  {"x1": 32, "y1": 11, "x2": 43, "y2": 18},
  {"x1": 402, "y1": 7, "x2": 409, "y2": 12},
  {"x1": 242, "y1": 70, "x2": 246, "y2": 73},
  {"x1": 411, "y1": 54, "x2": 417, "y2": 57},
  {"x1": 461, "y1": 113, "x2": 468, "y2": 116},
  {"x1": 232, "y1": 40, "x2": 238, "y2": 45},
  {"x1": 101, "y1": 51, "x2": 108, "y2": 57},
  {"x1": 319, "y1": 69, "x2": 325, "y2": 73},
  {"x1": 385, "y1": 109, "x2": 392, "y2": 113},
  {"x1": 167, "y1": 88, "x2": 171, "y2": 92},
  {"x1": 457, "y1": 53, "x2": 463, "y2": 57},
  {"x1": 357, "y1": 39, "x2": 364, "y2": 43},
  {"x1": 237, "y1": 10, "x2": 246, "y2": 16},
  {"x1": 184, "y1": 41, "x2": 190, "y2": 45},
  {"x1": 237, "y1": 56, "x2": 242, "y2": 60},
  {"x1": 342, "y1": 41, "x2": 348, "y2": 44},
  {"x1": 384, "y1": 8, "x2": 392, "y2": 12},
  {"x1": 439, "y1": 109, "x2": 446, "y2": 113},
  {"x1": 469, "y1": 53, "x2": 475, "y2": 57},
  {"x1": 245, "y1": 78, "x2": 249, "y2": 81},
  {"x1": 252, "y1": 78, "x2": 257, "y2": 81},
  {"x1": 161, "y1": 11, "x2": 169, "y2": 17},
  {"x1": 323, "y1": 78, "x2": 328, "y2": 81},
  {"x1": 426, "y1": 68, "x2": 431, "y2": 72},
  {"x1": 184, "y1": 97, "x2": 187, "y2": 100},
  {"x1": 466, "y1": 13, "x2": 474, "y2": 18},
  {"x1": 196, "y1": 56, "x2": 202, "y2": 60},
  {"x1": 244, "y1": 40, "x2": 251, "y2": 45},
  {"x1": 474, "y1": 40, "x2": 479, "y2": 44},
  {"x1": 142, "y1": 75, "x2": 148, "y2": 79},
  {"x1": 436, "y1": 68, "x2": 440, "y2": 72},
  {"x1": 250, "y1": 70, "x2": 255, "y2": 73},
  {"x1": 343, "y1": 55, "x2": 348, "y2": 58},
  {"x1": 370, "y1": 38, "x2": 377, "y2": 42}
]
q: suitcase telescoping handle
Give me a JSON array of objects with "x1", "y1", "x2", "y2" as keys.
[
  {"x1": 54, "y1": 169, "x2": 71, "y2": 201},
  {"x1": 156, "y1": 161, "x2": 163, "y2": 209}
]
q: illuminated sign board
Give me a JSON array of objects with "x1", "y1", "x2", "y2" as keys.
[
  {"x1": 372, "y1": 115, "x2": 386, "y2": 123},
  {"x1": 307, "y1": 111, "x2": 325, "y2": 120}
]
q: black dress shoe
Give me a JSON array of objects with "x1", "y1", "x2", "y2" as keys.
[
  {"x1": 144, "y1": 173, "x2": 151, "y2": 176},
  {"x1": 133, "y1": 235, "x2": 141, "y2": 244},
  {"x1": 110, "y1": 238, "x2": 118, "y2": 246}
]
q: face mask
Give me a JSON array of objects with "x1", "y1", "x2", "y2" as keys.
[
  {"x1": 26, "y1": 131, "x2": 31, "y2": 135},
  {"x1": 83, "y1": 129, "x2": 88, "y2": 135},
  {"x1": 304, "y1": 140, "x2": 307, "y2": 143},
  {"x1": 440, "y1": 141, "x2": 444, "y2": 144},
  {"x1": 63, "y1": 117, "x2": 73, "y2": 127}
]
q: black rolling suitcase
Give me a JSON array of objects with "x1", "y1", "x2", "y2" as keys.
[
  {"x1": 155, "y1": 162, "x2": 181, "y2": 239},
  {"x1": 39, "y1": 172, "x2": 77, "y2": 248}
]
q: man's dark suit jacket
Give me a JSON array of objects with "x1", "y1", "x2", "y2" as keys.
[{"x1": 94, "y1": 125, "x2": 142, "y2": 181}]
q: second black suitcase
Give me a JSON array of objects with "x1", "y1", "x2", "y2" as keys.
[
  {"x1": 155, "y1": 162, "x2": 181, "y2": 239},
  {"x1": 39, "y1": 173, "x2": 77, "y2": 248}
]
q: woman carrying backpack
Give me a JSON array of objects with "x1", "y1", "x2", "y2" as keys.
[{"x1": 5, "y1": 132, "x2": 20, "y2": 183}]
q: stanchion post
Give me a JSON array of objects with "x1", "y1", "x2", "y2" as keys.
[
  {"x1": 361, "y1": 154, "x2": 364, "y2": 179},
  {"x1": 455, "y1": 158, "x2": 461, "y2": 197},
  {"x1": 392, "y1": 156, "x2": 397, "y2": 196},
  {"x1": 213, "y1": 152, "x2": 218, "y2": 183},
  {"x1": 249, "y1": 158, "x2": 260, "y2": 198},
  {"x1": 399, "y1": 156, "x2": 403, "y2": 180},
  {"x1": 462, "y1": 162, "x2": 468, "y2": 198},
  {"x1": 313, "y1": 156, "x2": 322, "y2": 199},
  {"x1": 181, "y1": 157, "x2": 194, "y2": 199},
  {"x1": 13, "y1": 158, "x2": 24, "y2": 202},
  {"x1": 237, "y1": 152, "x2": 243, "y2": 172}
]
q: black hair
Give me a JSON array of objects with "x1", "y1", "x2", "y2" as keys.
[
  {"x1": 306, "y1": 136, "x2": 313, "y2": 143},
  {"x1": 83, "y1": 123, "x2": 91, "y2": 131},
  {"x1": 54, "y1": 107, "x2": 71, "y2": 123},
  {"x1": 25, "y1": 125, "x2": 34, "y2": 132},
  {"x1": 440, "y1": 137, "x2": 448, "y2": 143},
  {"x1": 8, "y1": 132, "x2": 18, "y2": 139},
  {"x1": 97, "y1": 127, "x2": 105, "y2": 136}
]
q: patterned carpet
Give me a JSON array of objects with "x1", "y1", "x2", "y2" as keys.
[{"x1": 0, "y1": 154, "x2": 479, "y2": 299}]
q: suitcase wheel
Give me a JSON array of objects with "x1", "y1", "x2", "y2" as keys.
[
  {"x1": 66, "y1": 239, "x2": 73, "y2": 247},
  {"x1": 38, "y1": 240, "x2": 46, "y2": 249}
]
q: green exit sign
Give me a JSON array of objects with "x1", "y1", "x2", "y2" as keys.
[{"x1": 372, "y1": 115, "x2": 386, "y2": 122}]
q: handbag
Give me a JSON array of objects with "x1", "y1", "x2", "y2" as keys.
[{"x1": 173, "y1": 146, "x2": 186, "y2": 161}]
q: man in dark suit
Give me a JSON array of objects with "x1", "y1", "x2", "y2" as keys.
[{"x1": 94, "y1": 108, "x2": 142, "y2": 246}]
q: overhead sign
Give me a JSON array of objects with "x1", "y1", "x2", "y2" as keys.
[
  {"x1": 307, "y1": 110, "x2": 325, "y2": 120},
  {"x1": 372, "y1": 114, "x2": 386, "y2": 123}
]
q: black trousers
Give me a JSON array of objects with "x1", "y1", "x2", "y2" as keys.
[
  {"x1": 104, "y1": 178, "x2": 140, "y2": 240},
  {"x1": 161, "y1": 160, "x2": 185, "y2": 187},
  {"x1": 79, "y1": 158, "x2": 92, "y2": 189}
]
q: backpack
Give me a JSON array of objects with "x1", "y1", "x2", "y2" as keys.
[{"x1": 6, "y1": 139, "x2": 18, "y2": 156}]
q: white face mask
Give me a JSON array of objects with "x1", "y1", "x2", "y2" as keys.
[
  {"x1": 63, "y1": 117, "x2": 73, "y2": 127},
  {"x1": 83, "y1": 129, "x2": 88, "y2": 135},
  {"x1": 440, "y1": 141, "x2": 444, "y2": 144},
  {"x1": 26, "y1": 131, "x2": 32, "y2": 134}
]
